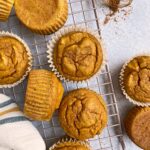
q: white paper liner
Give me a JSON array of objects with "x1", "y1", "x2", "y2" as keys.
[
  {"x1": 119, "y1": 53, "x2": 150, "y2": 107},
  {"x1": 49, "y1": 138, "x2": 92, "y2": 150},
  {"x1": 0, "y1": 31, "x2": 32, "y2": 88},
  {"x1": 47, "y1": 25, "x2": 107, "y2": 84}
]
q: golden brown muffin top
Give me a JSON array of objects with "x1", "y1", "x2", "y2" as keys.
[
  {"x1": 125, "y1": 107, "x2": 150, "y2": 150},
  {"x1": 59, "y1": 89, "x2": 107, "y2": 140},
  {"x1": 15, "y1": 0, "x2": 67, "y2": 31},
  {"x1": 53, "y1": 141, "x2": 90, "y2": 150},
  {"x1": 53, "y1": 31, "x2": 103, "y2": 81},
  {"x1": 25, "y1": 69, "x2": 64, "y2": 121},
  {"x1": 123, "y1": 56, "x2": 150, "y2": 103},
  {"x1": 0, "y1": 36, "x2": 29, "y2": 85}
]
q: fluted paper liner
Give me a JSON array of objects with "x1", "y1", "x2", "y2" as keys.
[
  {"x1": 49, "y1": 138, "x2": 92, "y2": 150},
  {"x1": 0, "y1": 31, "x2": 32, "y2": 88},
  {"x1": 119, "y1": 54, "x2": 150, "y2": 107},
  {"x1": 0, "y1": 0, "x2": 14, "y2": 21},
  {"x1": 47, "y1": 26, "x2": 107, "y2": 83}
]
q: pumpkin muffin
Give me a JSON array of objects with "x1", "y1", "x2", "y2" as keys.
[
  {"x1": 59, "y1": 88, "x2": 108, "y2": 140},
  {"x1": 24, "y1": 69, "x2": 64, "y2": 121},
  {"x1": 14, "y1": 0, "x2": 68, "y2": 34},
  {"x1": 0, "y1": 0, "x2": 14, "y2": 21},
  {"x1": 0, "y1": 35, "x2": 31, "y2": 86},
  {"x1": 124, "y1": 106, "x2": 150, "y2": 150},
  {"x1": 120, "y1": 56, "x2": 150, "y2": 104},
  {"x1": 49, "y1": 139, "x2": 91, "y2": 150},
  {"x1": 53, "y1": 31, "x2": 104, "y2": 81}
]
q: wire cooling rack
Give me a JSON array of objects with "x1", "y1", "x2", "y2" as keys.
[{"x1": 0, "y1": 0, "x2": 125, "y2": 150}]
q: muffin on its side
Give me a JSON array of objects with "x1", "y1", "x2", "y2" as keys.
[
  {"x1": 120, "y1": 56, "x2": 150, "y2": 105},
  {"x1": 124, "y1": 106, "x2": 150, "y2": 150},
  {"x1": 49, "y1": 139, "x2": 91, "y2": 150},
  {"x1": 14, "y1": 0, "x2": 68, "y2": 34},
  {"x1": 0, "y1": 0, "x2": 14, "y2": 21},
  {"x1": 24, "y1": 70, "x2": 64, "y2": 121},
  {"x1": 0, "y1": 35, "x2": 31, "y2": 86},
  {"x1": 53, "y1": 31, "x2": 104, "y2": 81},
  {"x1": 59, "y1": 88, "x2": 107, "y2": 140}
]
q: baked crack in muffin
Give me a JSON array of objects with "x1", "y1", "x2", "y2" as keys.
[
  {"x1": 121, "y1": 56, "x2": 150, "y2": 103},
  {"x1": 59, "y1": 88, "x2": 108, "y2": 140},
  {"x1": 0, "y1": 36, "x2": 30, "y2": 85},
  {"x1": 53, "y1": 31, "x2": 104, "y2": 81},
  {"x1": 124, "y1": 106, "x2": 150, "y2": 150},
  {"x1": 24, "y1": 69, "x2": 64, "y2": 121},
  {"x1": 14, "y1": 0, "x2": 68, "y2": 34}
]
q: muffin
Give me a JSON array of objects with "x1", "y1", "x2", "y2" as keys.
[
  {"x1": 0, "y1": 34, "x2": 31, "y2": 87},
  {"x1": 0, "y1": 0, "x2": 14, "y2": 21},
  {"x1": 49, "y1": 139, "x2": 91, "y2": 150},
  {"x1": 50, "y1": 29, "x2": 104, "y2": 81},
  {"x1": 59, "y1": 88, "x2": 108, "y2": 140},
  {"x1": 14, "y1": 0, "x2": 68, "y2": 34},
  {"x1": 124, "y1": 106, "x2": 150, "y2": 150},
  {"x1": 120, "y1": 56, "x2": 150, "y2": 105},
  {"x1": 24, "y1": 69, "x2": 64, "y2": 121}
]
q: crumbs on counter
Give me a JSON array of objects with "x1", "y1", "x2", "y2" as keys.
[{"x1": 103, "y1": 0, "x2": 133, "y2": 25}]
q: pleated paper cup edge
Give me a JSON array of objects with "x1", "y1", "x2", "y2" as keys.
[
  {"x1": 47, "y1": 25, "x2": 107, "y2": 84},
  {"x1": 49, "y1": 138, "x2": 92, "y2": 150},
  {"x1": 0, "y1": 0, "x2": 14, "y2": 21},
  {"x1": 119, "y1": 53, "x2": 150, "y2": 107},
  {"x1": 0, "y1": 31, "x2": 32, "y2": 88}
]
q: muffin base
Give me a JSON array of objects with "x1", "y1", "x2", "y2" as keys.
[
  {"x1": 124, "y1": 107, "x2": 150, "y2": 150},
  {"x1": 14, "y1": 0, "x2": 68, "y2": 35}
]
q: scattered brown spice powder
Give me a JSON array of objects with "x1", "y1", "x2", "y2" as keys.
[
  {"x1": 106, "y1": 0, "x2": 120, "y2": 12},
  {"x1": 103, "y1": 0, "x2": 132, "y2": 25}
]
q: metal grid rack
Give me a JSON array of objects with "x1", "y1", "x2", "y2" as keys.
[{"x1": 0, "y1": 0, "x2": 125, "y2": 150}]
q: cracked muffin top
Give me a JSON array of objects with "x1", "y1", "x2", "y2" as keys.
[
  {"x1": 124, "y1": 107, "x2": 150, "y2": 150},
  {"x1": 53, "y1": 31, "x2": 103, "y2": 81},
  {"x1": 123, "y1": 56, "x2": 150, "y2": 103},
  {"x1": 51, "y1": 141, "x2": 90, "y2": 150},
  {"x1": 59, "y1": 88, "x2": 108, "y2": 140},
  {"x1": 0, "y1": 36, "x2": 29, "y2": 85}
]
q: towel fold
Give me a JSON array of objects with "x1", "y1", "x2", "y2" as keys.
[{"x1": 0, "y1": 94, "x2": 46, "y2": 150}]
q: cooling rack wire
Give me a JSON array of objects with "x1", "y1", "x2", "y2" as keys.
[{"x1": 0, "y1": 0, "x2": 125, "y2": 149}]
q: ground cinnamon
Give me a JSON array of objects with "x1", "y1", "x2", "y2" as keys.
[{"x1": 106, "y1": 0, "x2": 120, "y2": 12}]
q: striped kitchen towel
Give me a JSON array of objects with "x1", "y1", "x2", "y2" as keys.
[{"x1": 0, "y1": 94, "x2": 46, "y2": 150}]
